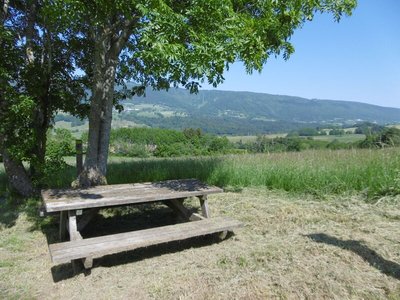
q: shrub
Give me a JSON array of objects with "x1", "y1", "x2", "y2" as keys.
[{"x1": 46, "y1": 128, "x2": 75, "y2": 157}]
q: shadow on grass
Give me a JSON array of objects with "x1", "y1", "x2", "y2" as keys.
[
  {"x1": 0, "y1": 197, "x2": 20, "y2": 228},
  {"x1": 50, "y1": 203, "x2": 233, "y2": 282},
  {"x1": 51, "y1": 233, "x2": 230, "y2": 282},
  {"x1": 0, "y1": 193, "x2": 40, "y2": 229},
  {"x1": 306, "y1": 233, "x2": 400, "y2": 280}
]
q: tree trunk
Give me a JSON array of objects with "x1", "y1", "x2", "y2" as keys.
[
  {"x1": 0, "y1": 0, "x2": 35, "y2": 196},
  {"x1": 1, "y1": 149, "x2": 35, "y2": 197},
  {"x1": 31, "y1": 23, "x2": 51, "y2": 175},
  {"x1": 73, "y1": 19, "x2": 134, "y2": 188},
  {"x1": 30, "y1": 113, "x2": 48, "y2": 177},
  {"x1": 74, "y1": 29, "x2": 118, "y2": 187}
]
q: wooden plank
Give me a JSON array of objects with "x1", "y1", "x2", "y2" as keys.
[
  {"x1": 49, "y1": 217, "x2": 242, "y2": 264},
  {"x1": 164, "y1": 199, "x2": 204, "y2": 221},
  {"x1": 68, "y1": 210, "x2": 82, "y2": 241},
  {"x1": 199, "y1": 195, "x2": 210, "y2": 218},
  {"x1": 67, "y1": 210, "x2": 85, "y2": 271},
  {"x1": 42, "y1": 179, "x2": 223, "y2": 213},
  {"x1": 189, "y1": 213, "x2": 205, "y2": 221},
  {"x1": 83, "y1": 257, "x2": 93, "y2": 269}
]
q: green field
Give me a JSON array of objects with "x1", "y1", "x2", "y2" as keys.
[
  {"x1": 2, "y1": 147, "x2": 398, "y2": 199},
  {"x1": 227, "y1": 134, "x2": 287, "y2": 143},
  {"x1": 2, "y1": 188, "x2": 400, "y2": 299},
  {"x1": 227, "y1": 133, "x2": 365, "y2": 144},
  {"x1": 1, "y1": 148, "x2": 400, "y2": 298},
  {"x1": 100, "y1": 148, "x2": 398, "y2": 199},
  {"x1": 311, "y1": 133, "x2": 366, "y2": 143}
]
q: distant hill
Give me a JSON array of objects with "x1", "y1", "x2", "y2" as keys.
[
  {"x1": 116, "y1": 87, "x2": 400, "y2": 134},
  {"x1": 56, "y1": 87, "x2": 400, "y2": 135}
]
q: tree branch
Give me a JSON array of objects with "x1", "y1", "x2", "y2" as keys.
[
  {"x1": 1, "y1": 0, "x2": 9, "y2": 24},
  {"x1": 25, "y1": 0, "x2": 37, "y2": 64},
  {"x1": 111, "y1": 18, "x2": 137, "y2": 56}
]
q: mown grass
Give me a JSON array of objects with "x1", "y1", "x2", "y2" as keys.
[
  {"x1": 1, "y1": 148, "x2": 399, "y2": 199},
  {"x1": 1, "y1": 189, "x2": 400, "y2": 299}
]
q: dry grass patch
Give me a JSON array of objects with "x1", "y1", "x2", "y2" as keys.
[{"x1": 1, "y1": 189, "x2": 400, "y2": 299}]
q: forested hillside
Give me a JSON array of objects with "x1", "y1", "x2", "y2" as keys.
[
  {"x1": 56, "y1": 87, "x2": 400, "y2": 135},
  {"x1": 127, "y1": 87, "x2": 400, "y2": 122},
  {"x1": 116, "y1": 87, "x2": 400, "y2": 134}
]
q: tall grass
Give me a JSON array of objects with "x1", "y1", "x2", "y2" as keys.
[
  {"x1": 1, "y1": 148, "x2": 399, "y2": 198},
  {"x1": 101, "y1": 148, "x2": 400, "y2": 198}
]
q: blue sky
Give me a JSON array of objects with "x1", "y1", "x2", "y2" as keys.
[{"x1": 202, "y1": 1, "x2": 400, "y2": 109}]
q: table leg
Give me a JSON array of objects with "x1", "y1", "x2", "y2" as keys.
[
  {"x1": 59, "y1": 211, "x2": 68, "y2": 241},
  {"x1": 68, "y1": 210, "x2": 82, "y2": 241},
  {"x1": 198, "y1": 195, "x2": 226, "y2": 239},
  {"x1": 199, "y1": 195, "x2": 210, "y2": 218},
  {"x1": 67, "y1": 210, "x2": 93, "y2": 270}
]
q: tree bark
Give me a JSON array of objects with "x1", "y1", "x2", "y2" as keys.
[
  {"x1": 1, "y1": 0, "x2": 9, "y2": 23},
  {"x1": 1, "y1": 149, "x2": 35, "y2": 197},
  {"x1": 73, "y1": 18, "x2": 135, "y2": 188},
  {"x1": 0, "y1": 0, "x2": 35, "y2": 196},
  {"x1": 30, "y1": 25, "x2": 51, "y2": 175},
  {"x1": 75, "y1": 28, "x2": 118, "y2": 187}
]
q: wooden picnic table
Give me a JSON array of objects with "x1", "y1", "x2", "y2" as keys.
[{"x1": 41, "y1": 179, "x2": 242, "y2": 269}]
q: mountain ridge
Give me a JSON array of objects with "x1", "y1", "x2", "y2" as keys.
[
  {"x1": 57, "y1": 87, "x2": 400, "y2": 135},
  {"x1": 122, "y1": 87, "x2": 400, "y2": 124}
]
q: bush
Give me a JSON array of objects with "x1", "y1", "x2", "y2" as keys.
[
  {"x1": 209, "y1": 136, "x2": 230, "y2": 153},
  {"x1": 327, "y1": 139, "x2": 351, "y2": 150},
  {"x1": 358, "y1": 127, "x2": 400, "y2": 149},
  {"x1": 329, "y1": 129, "x2": 345, "y2": 136},
  {"x1": 46, "y1": 128, "x2": 75, "y2": 157},
  {"x1": 109, "y1": 127, "x2": 234, "y2": 158}
]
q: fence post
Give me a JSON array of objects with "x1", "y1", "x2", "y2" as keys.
[{"x1": 76, "y1": 139, "x2": 83, "y2": 176}]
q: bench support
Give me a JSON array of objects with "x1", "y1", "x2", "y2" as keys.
[
  {"x1": 165, "y1": 199, "x2": 204, "y2": 221},
  {"x1": 67, "y1": 210, "x2": 93, "y2": 270},
  {"x1": 199, "y1": 195, "x2": 210, "y2": 218},
  {"x1": 199, "y1": 195, "x2": 227, "y2": 239},
  {"x1": 68, "y1": 210, "x2": 82, "y2": 241}
]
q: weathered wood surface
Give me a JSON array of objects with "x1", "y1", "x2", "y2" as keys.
[
  {"x1": 42, "y1": 179, "x2": 223, "y2": 213},
  {"x1": 199, "y1": 195, "x2": 210, "y2": 218},
  {"x1": 164, "y1": 199, "x2": 205, "y2": 221},
  {"x1": 49, "y1": 217, "x2": 242, "y2": 264}
]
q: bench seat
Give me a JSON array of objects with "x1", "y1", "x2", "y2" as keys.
[{"x1": 49, "y1": 216, "x2": 242, "y2": 264}]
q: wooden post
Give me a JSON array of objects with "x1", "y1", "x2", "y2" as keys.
[{"x1": 76, "y1": 139, "x2": 83, "y2": 176}]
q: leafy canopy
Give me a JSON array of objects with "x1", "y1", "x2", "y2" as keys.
[
  {"x1": 55, "y1": 0, "x2": 356, "y2": 94},
  {"x1": 1, "y1": 1, "x2": 87, "y2": 160}
]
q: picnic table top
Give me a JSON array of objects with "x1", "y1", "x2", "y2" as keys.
[{"x1": 41, "y1": 179, "x2": 223, "y2": 213}]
